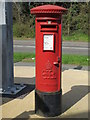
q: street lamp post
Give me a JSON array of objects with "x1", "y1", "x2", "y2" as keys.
[{"x1": 0, "y1": 2, "x2": 25, "y2": 94}]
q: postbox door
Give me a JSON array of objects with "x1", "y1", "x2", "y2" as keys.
[{"x1": 36, "y1": 21, "x2": 62, "y2": 92}]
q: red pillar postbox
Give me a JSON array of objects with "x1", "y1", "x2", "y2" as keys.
[{"x1": 31, "y1": 5, "x2": 67, "y2": 117}]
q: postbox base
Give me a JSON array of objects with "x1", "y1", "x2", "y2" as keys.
[{"x1": 35, "y1": 89, "x2": 62, "y2": 117}]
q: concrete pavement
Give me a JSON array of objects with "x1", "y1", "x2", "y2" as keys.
[
  {"x1": 14, "y1": 62, "x2": 88, "y2": 71},
  {"x1": 0, "y1": 65, "x2": 89, "y2": 119}
]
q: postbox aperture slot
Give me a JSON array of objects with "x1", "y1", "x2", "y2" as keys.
[
  {"x1": 40, "y1": 24, "x2": 58, "y2": 32},
  {"x1": 43, "y1": 34, "x2": 54, "y2": 51},
  {"x1": 42, "y1": 25, "x2": 56, "y2": 29}
]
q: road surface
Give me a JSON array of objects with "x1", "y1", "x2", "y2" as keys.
[{"x1": 13, "y1": 40, "x2": 89, "y2": 56}]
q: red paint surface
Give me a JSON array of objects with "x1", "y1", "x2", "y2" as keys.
[
  {"x1": 30, "y1": 4, "x2": 67, "y2": 14},
  {"x1": 30, "y1": 5, "x2": 67, "y2": 92}
]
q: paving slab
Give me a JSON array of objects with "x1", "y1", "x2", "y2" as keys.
[
  {"x1": 0, "y1": 66, "x2": 89, "y2": 119},
  {"x1": 14, "y1": 62, "x2": 89, "y2": 71}
]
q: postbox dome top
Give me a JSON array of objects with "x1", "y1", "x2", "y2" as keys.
[{"x1": 30, "y1": 4, "x2": 67, "y2": 15}]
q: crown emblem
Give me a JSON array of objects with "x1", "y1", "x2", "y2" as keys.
[{"x1": 46, "y1": 61, "x2": 52, "y2": 70}]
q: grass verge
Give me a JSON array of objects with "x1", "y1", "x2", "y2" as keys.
[
  {"x1": 14, "y1": 53, "x2": 90, "y2": 66},
  {"x1": 62, "y1": 54, "x2": 89, "y2": 66},
  {"x1": 14, "y1": 53, "x2": 35, "y2": 63},
  {"x1": 13, "y1": 31, "x2": 88, "y2": 42},
  {"x1": 62, "y1": 33, "x2": 88, "y2": 42}
]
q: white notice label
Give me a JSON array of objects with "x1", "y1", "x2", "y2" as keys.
[{"x1": 43, "y1": 34, "x2": 54, "y2": 51}]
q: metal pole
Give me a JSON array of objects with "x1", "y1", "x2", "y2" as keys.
[
  {"x1": 0, "y1": 26, "x2": 2, "y2": 92},
  {"x1": 0, "y1": 1, "x2": 7, "y2": 92},
  {"x1": 0, "y1": 2, "x2": 14, "y2": 92},
  {"x1": 0, "y1": 2, "x2": 25, "y2": 94},
  {"x1": 5, "y1": 2, "x2": 14, "y2": 89}
]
